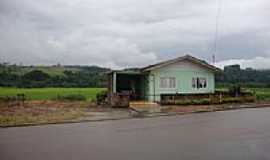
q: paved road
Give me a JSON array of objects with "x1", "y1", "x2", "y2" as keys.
[{"x1": 1, "y1": 108, "x2": 270, "y2": 160}]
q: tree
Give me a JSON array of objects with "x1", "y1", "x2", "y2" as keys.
[{"x1": 23, "y1": 70, "x2": 50, "y2": 81}]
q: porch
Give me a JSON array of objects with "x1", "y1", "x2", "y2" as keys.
[{"x1": 107, "y1": 70, "x2": 149, "y2": 107}]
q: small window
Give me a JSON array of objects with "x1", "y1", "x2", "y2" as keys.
[
  {"x1": 199, "y1": 78, "x2": 207, "y2": 88},
  {"x1": 192, "y1": 77, "x2": 207, "y2": 89},
  {"x1": 160, "y1": 77, "x2": 176, "y2": 88}
]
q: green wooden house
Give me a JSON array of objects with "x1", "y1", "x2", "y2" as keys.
[{"x1": 107, "y1": 55, "x2": 221, "y2": 106}]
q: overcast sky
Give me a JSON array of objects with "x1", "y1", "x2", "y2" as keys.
[{"x1": 0, "y1": 0, "x2": 269, "y2": 69}]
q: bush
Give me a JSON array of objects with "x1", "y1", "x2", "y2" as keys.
[
  {"x1": 256, "y1": 94, "x2": 270, "y2": 101},
  {"x1": 96, "y1": 90, "x2": 108, "y2": 105},
  {"x1": 228, "y1": 85, "x2": 241, "y2": 96},
  {"x1": 222, "y1": 97, "x2": 242, "y2": 103},
  {"x1": 54, "y1": 94, "x2": 86, "y2": 101},
  {"x1": 193, "y1": 99, "x2": 211, "y2": 105},
  {"x1": 174, "y1": 99, "x2": 210, "y2": 105}
]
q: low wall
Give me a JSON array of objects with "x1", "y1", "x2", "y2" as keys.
[
  {"x1": 110, "y1": 93, "x2": 130, "y2": 107},
  {"x1": 160, "y1": 91, "x2": 255, "y2": 105}
]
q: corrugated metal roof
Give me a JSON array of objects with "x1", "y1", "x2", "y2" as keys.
[
  {"x1": 107, "y1": 70, "x2": 143, "y2": 75},
  {"x1": 107, "y1": 55, "x2": 222, "y2": 74},
  {"x1": 141, "y1": 54, "x2": 221, "y2": 73}
]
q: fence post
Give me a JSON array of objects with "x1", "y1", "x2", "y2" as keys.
[{"x1": 219, "y1": 93, "x2": 222, "y2": 104}]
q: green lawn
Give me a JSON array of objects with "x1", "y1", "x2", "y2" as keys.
[{"x1": 0, "y1": 88, "x2": 106, "y2": 101}]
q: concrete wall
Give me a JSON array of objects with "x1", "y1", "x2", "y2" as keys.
[{"x1": 147, "y1": 60, "x2": 215, "y2": 102}]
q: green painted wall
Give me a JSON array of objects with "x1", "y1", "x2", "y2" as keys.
[{"x1": 146, "y1": 60, "x2": 215, "y2": 102}]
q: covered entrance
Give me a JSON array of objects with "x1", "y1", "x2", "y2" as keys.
[{"x1": 107, "y1": 70, "x2": 148, "y2": 107}]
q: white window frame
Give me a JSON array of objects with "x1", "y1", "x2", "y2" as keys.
[
  {"x1": 198, "y1": 77, "x2": 207, "y2": 88},
  {"x1": 160, "y1": 77, "x2": 176, "y2": 89},
  {"x1": 192, "y1": 77, "x2": 207, "y2": 89}
]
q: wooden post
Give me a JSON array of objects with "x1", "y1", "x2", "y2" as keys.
[
  {"x1": 113, "y1": 72, "x2": 117, "y2": 93},
  {"x1": 219, "y1": 93, "x2": 222, "y2": 104}
]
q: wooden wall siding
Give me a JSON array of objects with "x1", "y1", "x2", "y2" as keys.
[{"x1": 147, "y1": 60, "x2": 215, "y2": 102}]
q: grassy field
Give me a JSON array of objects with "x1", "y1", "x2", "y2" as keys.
[
  {"x1": 0, "y1": 87, "x2": 269, "y2": 102},
  {"x1": 247, "y1": 88, "x2": 270, "y2": 101},
  {"x1": 217, "y1": 87, "x2": 270, "y2": 101},
  {"x1": 0, "y1": 88, "x2": 106, "y2": 101}
]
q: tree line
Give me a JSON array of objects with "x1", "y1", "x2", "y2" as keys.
[
  {"x1": 0, "y1": 64, "x2": 109, "y2": 88},
  {"x1": 1, "y1": 63, "x2": 270, "y2": 88},
  {"x1": 216, "y1": 64, "x2": 270, "y2": 88}
]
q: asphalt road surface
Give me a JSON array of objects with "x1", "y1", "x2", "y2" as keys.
[{"x1": 1, "y1": 108, "x2": 270, "y2": 160}]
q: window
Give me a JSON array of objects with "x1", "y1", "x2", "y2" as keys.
[
  {"x1": 192, "y1": 78, "x2": 197, "y2": 88},
  {"x1": 199, "y1": 78, "x2": 207, "y2": 88},
  {"x1": 192, "y1": 77, "x2": 207, "y2": 89},
  {"x1": 160, "y1": 77, "x2": 176, "y2": 88}
]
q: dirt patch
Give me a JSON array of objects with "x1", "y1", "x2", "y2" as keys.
[{"x1": 0, "y1": 100, "x2": 117, "y2": 127}]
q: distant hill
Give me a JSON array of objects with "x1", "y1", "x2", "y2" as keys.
[
  {"x1": 0, "y1": 64, "x2": 110, "y2": 88},
  {"x1": 0, "y1": 64, "x2": 109, "y2": 76}
]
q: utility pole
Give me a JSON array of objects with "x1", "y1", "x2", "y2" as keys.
[
  {"x1": 212, "y1": 54, "x2": 216, "y2": 65},
  {"x1": 213, "y1": 0, "x2": 222, "y2": 66}
]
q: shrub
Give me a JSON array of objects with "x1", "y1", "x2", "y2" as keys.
[
  {"x1": 193, "y1": 99, "x2": 210, "y2": 105},
  {"x1": 96, "y1": 90, "x2": 108, "y2": 105},
  {"x1": 228, "y1": 85, "x2": 241, "y2": 96},
  {"x1": 175, "y1": 100, "x2": 192, "y2": 105},
  {"x1": 222, "y1": 97, "x2": 242, "y2": 103},
  {"x1": 174, "y1": 99, "x2": 210, "y2": 105},
  {"x1": 256, "y1": 94, "x2": 270, "y2": 101},
  {"x1": 54, "y1": 94, "x2": 86, "y2": 101}
]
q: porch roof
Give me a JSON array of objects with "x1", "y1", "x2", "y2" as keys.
[{"x1": 107, "y1": 70, "x2": 143, "y2": 75}]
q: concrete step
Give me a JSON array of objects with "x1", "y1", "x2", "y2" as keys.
[
  {"x1": 130, "y1": 101, "x2": 159, "y2": 107},
  {"x1": 129, "y1": 101, "x2": 161, "y2": 113}
]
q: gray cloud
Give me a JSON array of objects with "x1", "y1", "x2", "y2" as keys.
[{"x1": 0, "y1": 0, "x2": 270, "y2": 69}]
